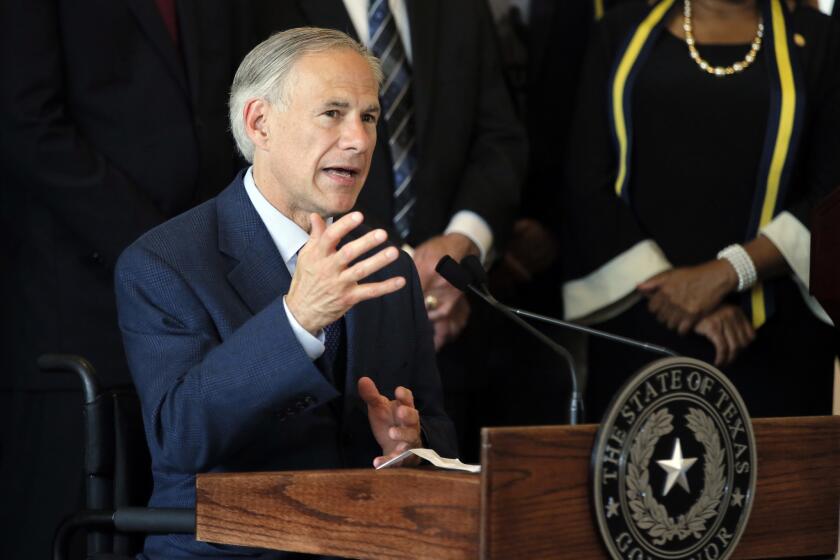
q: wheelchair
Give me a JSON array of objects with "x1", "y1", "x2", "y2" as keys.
[{"x1": 39, "y1": 354, "x2": 193, "y2": 560}]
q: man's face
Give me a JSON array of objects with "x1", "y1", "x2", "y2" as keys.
[{"x1": 255, "y1": 49, "x2": 380, "y2": 227}]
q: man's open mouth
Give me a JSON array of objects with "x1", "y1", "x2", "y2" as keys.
[{"x1": 323, "y1": 166, "x2": 359, "y2": 179}]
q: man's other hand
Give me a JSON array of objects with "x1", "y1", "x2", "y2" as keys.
[
  {"x1": 286, "y1": 212, "x2": 406, "y2": 334},
  {"x1": 412, "y1": 233, "x2": 480, "y2": 349},
  {"x1": 358, "y1": 377, "x2": 423, "y2": 468}
]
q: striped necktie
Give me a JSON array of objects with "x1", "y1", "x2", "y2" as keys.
[{"x1": 368, "y1": 0, "x2": 417, "y2": 240}]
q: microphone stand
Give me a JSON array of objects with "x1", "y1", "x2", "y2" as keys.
[
  {"x1": 464, "y1": 284, "x2": 584, "y2": 425},
  {"x1": 508, "y1": 308, "x2": 678, "y2": 358}
]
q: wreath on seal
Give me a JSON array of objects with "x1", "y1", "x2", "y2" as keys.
[{"x1": 625, "y1": 407, "x2": 725, "y2": 545}]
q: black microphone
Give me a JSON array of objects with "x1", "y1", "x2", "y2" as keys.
[
  {"x1": 436, "y1": 256, "x2": 584, "y2": 425},
  {"x1": 460, "y1": 254, "x2": 489, "y2": 289},
  {"x1": 459, "y1": 255, "x2": 677, "y2": 358}
]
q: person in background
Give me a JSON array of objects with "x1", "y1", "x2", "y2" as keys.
[
  {"x1": 0, "y1": 1, "x2": 247, "y2": 556},
  {"x1": 562, "y1": 0, "x2": 840, "y2": 421}
]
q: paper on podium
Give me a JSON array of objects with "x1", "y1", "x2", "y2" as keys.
[{"x1": 375, "y1": 448, "x2": 481, "y2": 473}]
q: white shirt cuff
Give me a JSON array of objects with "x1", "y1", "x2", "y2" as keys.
[
  {"x1": 445, "y1": 210, "x2": 493, "y2": 263},
  {"x1": 282, "y1": 296, "x2": 326, "y2": 360},
  {"x1": 760, "y1": 211, "x2": 833, "y2": 325},
  {"x1": 760, "y1": 211, "x2": 810, "y2": 287},
  {"x1": 563, "y1": 239, "x2": 672, "y2": 324}
]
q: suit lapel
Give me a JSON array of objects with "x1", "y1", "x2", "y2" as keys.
[
  {"x1": 127, "y1": 0, "x2": 190, "y2": 96},
  {"x1": 406, "y1": 0, "x2": 437, "y2": 156},
  {"x1": 217, "y1": 175, "x2": 292, "y2": 315},
  {"x1": 298, "y1": 0, "x2": 360, "y2": 40}
]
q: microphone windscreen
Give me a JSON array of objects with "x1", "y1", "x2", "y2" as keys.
[
  {"x1": 460, "y1": 255, "x2": 488, "y2": 286},
  {"x1": 435, "y1": 256, "x2": 471, "y2": 291}
]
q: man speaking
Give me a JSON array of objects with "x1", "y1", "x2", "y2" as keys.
[{"x1": 115, "y1": 28, "x2": 456, "y2": 558}]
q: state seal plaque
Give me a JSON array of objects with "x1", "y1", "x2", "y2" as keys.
[{"x1": 591, "y1": 357, "x2": 756, "y2": 560}]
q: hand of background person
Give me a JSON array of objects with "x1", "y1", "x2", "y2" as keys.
[
  {"x1": 286, "y1": 212, "x2": 406, "y2": 334},
  {"x1": 637, "y1": 259, "x2": 738, "y2": 335},
  {"x1": 431, "y1": 296, "x2": 471, "y2": 350},
  {"x1": 693, "y1": 304, "x2": 756, "y2": 366},
  {"x1": 501, "y1": 218, "x2": 559, "y2": 283},
  {"x1": 412, "y1": 233, "x2": 480, "y2": 347},
  {"x1": 358, "y1": 377, "x2": 423, "y2": 467}
]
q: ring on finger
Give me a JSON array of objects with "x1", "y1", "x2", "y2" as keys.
[{"x1": 424, "y1": 295, "x2": 439, "y2": 310}]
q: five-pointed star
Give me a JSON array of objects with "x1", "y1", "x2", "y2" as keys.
[
  {"x1": 731, "y1": 487, "x2": 745, "y2": 507},
  {"x1": 606, "y1": 496, "x2": 620, "y2": 518},
  {"x1": 656, "y1": 438, "x2": 697, "y2": 497}
]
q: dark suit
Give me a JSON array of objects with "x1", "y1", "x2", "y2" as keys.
[
  {"x1": 114, "y1": 171, "x2": 457, "y2": 558},
  {"x1": 254, "y1": 0, "x2": 526, "y2": 247},
  {"x1": 0, "y1": 1, "x2": 244, "y2": 555}
]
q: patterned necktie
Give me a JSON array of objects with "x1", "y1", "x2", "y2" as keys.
[{"x1": 368, "y1": 0, "x2": 418, "y2": 240}]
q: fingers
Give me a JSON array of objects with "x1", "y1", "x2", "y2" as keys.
[
  {"x1": 647, "y1": 290, "x2": 665, "y2": 316},
  {"x1": 720, "y1": 319, "x2": 738, "y2": 365},
  {"x1": 309, "y1": 213, "x2": 327, "y2": 239},
  {"x1": 342, "y1": 244, "x2": 399, "y2": 282},
  {"x1": 357, "y1": 376, "x2": 387, "y2": 408},
  {"x1": 372, "y1": 443, "x2": 419, "y2": 469},
  {"x1": 725, "y1": 307, "x2": 755, "y2": 363},
  {"x1": 677, "y1": 317, "x2": 694, "y2": 336},
  {"x1": 346, "y1": 276, "x2": 406, "y2": 306},
  {"x1": 426, "y1": 288, "x2": 462, "y2": 321},
  {"x1": 694, "y1": 305, "x2": 758, "y2": 367},
  {"x1": 388, "y1": 425, "x2": 418, "y2": 442},
  {"x1": 316, "y1": 211, "x2": 364, "y2": 252},
  {"x1": 433, "y1": 320, "x2": 450, "y2": 350},
  {"x1": 395, "y1": 386, "x2": 416, "y2": 409},
  {"x1": 649, "y1": 291, "x2": 701, "y2": 334},
  {"x1": 337, "y1": 228, "x2": 389, "y2": 267},
  {"x1": 695, "y1": 316, "x2": 727, "y2": 366},
  {"x1": 637, "y1": 271, "x2": 667, "y2": 293},
  {"x1": 733, "y1": 311, "x2": 756, "y2": 348}
]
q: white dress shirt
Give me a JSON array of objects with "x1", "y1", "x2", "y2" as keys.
[
  {"x1": 342, "y1": 0, "x2": 494, "y2": 262},
  {"x1": 243, "y1": 167, "x2": 327, "y2": 360}
]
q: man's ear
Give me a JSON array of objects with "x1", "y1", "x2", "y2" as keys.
[{"x1": 244, "y1": 98, "x2": 272, "y2": 152}]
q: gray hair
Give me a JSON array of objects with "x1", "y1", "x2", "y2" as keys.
[{"x1": 229, "y1": 27, "x2": 383, "y2": 163}]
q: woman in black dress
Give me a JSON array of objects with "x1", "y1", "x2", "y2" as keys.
[{"x1": 562, "y1": 0, "x2": 840, "y2": 420}]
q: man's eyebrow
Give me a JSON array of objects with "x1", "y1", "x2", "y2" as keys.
[
  {"x1": 322, "y1": 100, "x2": 350, "y2": 109},
  {"x1": 320, "y1": 100, "x2": 380, "y2": 113}
]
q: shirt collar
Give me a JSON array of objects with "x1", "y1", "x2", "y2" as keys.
[{"x1": 243, "y1": 167, "x2": 310, "y2": 266}]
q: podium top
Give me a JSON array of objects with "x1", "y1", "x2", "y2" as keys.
[{"x1": 196, "y1": 416, "x2": 840, "y2": 560}]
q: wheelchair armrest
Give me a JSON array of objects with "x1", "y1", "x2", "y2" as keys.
[
  {"x1": 112, "y1": 507, "x2": 195, "y2": 533},
  {"x1": 38, "y1": 354, "x2": 101, "y2": 404},
  {"x1": 54, "y1": 507, "x2": 195, "y2": 560}
]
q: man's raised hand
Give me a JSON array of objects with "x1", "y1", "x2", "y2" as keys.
[{"x1": 286, "y1": 212, "x2": 405, "y2": 334}]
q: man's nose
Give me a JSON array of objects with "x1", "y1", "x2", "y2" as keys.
[{"x1": 340, "y1": 117, "x2": 374, "y2": 152}]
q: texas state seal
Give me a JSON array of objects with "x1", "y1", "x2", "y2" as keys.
[{"x1": 591, "y1": 357, "x2": 756, "y2": 560}]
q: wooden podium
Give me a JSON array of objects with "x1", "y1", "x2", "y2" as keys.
[{"x1": 196, "y1": 416, "x2": 840, "y2": 559}]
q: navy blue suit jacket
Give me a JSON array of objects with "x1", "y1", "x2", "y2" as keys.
[{"x1": 115, "y1": 171, "x2": 457, "y2": 558}]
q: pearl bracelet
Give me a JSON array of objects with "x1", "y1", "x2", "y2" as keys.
[{"x1": 716, "y1": 244, "x2": 757, "y2": 293}]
